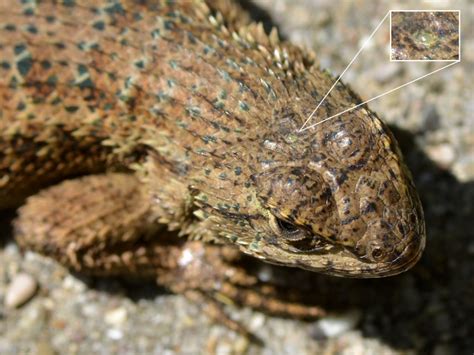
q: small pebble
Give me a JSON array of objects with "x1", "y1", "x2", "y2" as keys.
[
  {"x1": 105, "y1": 307, "x2": 128, "y2": 326},
  {"x1": 5, "y1": 272, "x2": 38, "y2": 308},
  {"x1": 62, "y1": 274, "x2": 86, "y2": 292},
  {"x1": 256, "y1": 265, "x2": 273, "y2": 282},
  {"x1": 426, "y1": 144, "x2": 456, "y2": 169},
  {"x1": 316, "y1": 310, "x2": 361, "y2": 338},
  {"x1": 453, "y1": 155, "x2": 474, "y2": 182},
  {"x1": 214, "y1": 340, "x2": 233, "y2": 355},
  {"x1": 249, "y1": 313, "x2": 266, "y2": 330},
  {"x1": 106, "y1": 328, "x2": 123, "y2": 340}
]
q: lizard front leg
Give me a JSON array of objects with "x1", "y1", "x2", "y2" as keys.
[
  {"x1": 14, "y1": 173, "x2": 164, "y2": 277},
  {"x1": 14, "y1": 173, "x2": 324, "y2": 336}
]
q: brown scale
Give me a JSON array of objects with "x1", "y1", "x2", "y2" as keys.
[{"x1": 1, "y1": 0, "x2": 425, "y2": 336}]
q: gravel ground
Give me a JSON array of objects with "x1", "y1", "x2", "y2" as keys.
[{"x1": 1, "y1": 0, "x2": 472, "y2": 354}]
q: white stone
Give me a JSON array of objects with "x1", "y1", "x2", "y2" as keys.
[
  {"x1": 106, "y1": 328, "x2": 124, "y2": 340},
  {"x1": 316, "y1": 310, "x2": 361, "y2": 337},
  {"x1": 5, "y1": 272, "x2": 38, "y2": 308},
  {"x1": 62, "y1": 274, "x2": 86, "y2": 292},
  {"x1": 178, "y1": 248, "x2": 194, "y2": 267},
  {"x1": 249, "y1": 313, "x2": 266, "y2": 330},
  {"x1": 426, "y1": 144, "x2": 456, "y2": 169},
  {"x1": 105, "y1": 307, "x2": 128, "y2": 326}
]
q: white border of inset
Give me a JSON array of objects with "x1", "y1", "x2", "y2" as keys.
[{"x1": 389, "y1": 9, "x2": 461, "y2": 62}]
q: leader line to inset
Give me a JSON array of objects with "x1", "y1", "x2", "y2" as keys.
[
  {"x1": 299, "y1": 60, "x2": 459, "y2": 132},
  {"x1": 298, "y1": 11, "x2": 391, "y2": 132}
]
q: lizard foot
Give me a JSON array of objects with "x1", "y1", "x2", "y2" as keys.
[{"x1": 157, "y1": 241, "x2": 326, "y2": 339}]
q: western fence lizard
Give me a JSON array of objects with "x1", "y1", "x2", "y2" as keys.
[{"x1": 0, "y1": 0, "x2": 425, "y2": 332}]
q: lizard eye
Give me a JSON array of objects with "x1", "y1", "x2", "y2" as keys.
[
  {"x1": 276, "y1": 217, "x2": 299, "y2": 234},
  {"x1": 270, "y1": 215, "x2": 307, "y2": 241},
  {"x1": 268, "y1": 214, "x2": 337, "y2": 253}
]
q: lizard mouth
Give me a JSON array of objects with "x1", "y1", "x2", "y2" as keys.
[
  {"x1": 275, "y1": 231, "x2": 339, "y2": 254},
  {"x1": 257, "y1": 224, "x2": 425, "y2": 278}
]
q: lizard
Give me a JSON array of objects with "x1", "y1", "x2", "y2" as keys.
[{"x1": 0, "y1": 0, "x2": 426, "y2": 333}]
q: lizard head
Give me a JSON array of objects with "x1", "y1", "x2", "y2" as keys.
[{"x1": 247, "y1": 107, "x2": 425, "y2": 278}]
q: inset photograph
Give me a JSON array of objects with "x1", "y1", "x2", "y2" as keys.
[{"x1": 391, "y1": 10, "x2": 460, "y2": 61}]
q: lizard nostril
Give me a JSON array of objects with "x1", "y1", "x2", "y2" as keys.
[{"x1": 370, "y1": 247, "x2": 384, "y2": 260}]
